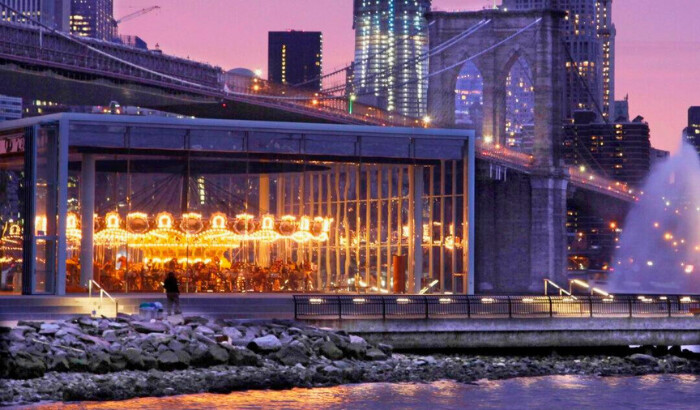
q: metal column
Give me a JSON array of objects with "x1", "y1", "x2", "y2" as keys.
[{"x1": 80, "y1": 154, "x2": 95, "y2": 286}]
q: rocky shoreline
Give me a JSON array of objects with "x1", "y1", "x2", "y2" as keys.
[{"x1": 1, "y1": 315, "x2": 699, "y2": 405}]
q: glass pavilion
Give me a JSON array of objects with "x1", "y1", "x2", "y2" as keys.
[{"x1": 0, "y1": 114, "x2": 474, "y2": 295}]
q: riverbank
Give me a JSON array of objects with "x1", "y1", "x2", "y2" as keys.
[{"x1": 1, "y1": 315, "x2": 699, "y2": 405}]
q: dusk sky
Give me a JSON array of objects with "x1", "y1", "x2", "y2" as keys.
[{"x1": 116, "y1": 0, "x2": 700, "y2": 152}]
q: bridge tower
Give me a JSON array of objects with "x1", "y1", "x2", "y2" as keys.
[{"x1": 427, "y1": 9, "x2": 568, "y2": 292}]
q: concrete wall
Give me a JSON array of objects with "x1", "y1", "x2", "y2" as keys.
[{"x1": 309, "y1": 318, "x2": 700, "y2": 349}]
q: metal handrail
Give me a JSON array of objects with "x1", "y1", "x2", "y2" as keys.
[
  {"x1": 293, "y1": 294, "x2": 700, "y2": 320},
  {"x1": 88, "y1": 280, "x2": 119, "y2": 318}
]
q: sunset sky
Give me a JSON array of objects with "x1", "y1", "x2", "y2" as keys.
[{"x1": 115, "y1": 0, "x2": 700, "y2": 152}]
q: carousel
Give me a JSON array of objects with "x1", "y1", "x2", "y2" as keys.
[{"x1": 72, "y1": 211, "x2": 332, "y2": 293}]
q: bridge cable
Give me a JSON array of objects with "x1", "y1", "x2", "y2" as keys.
[
  {"x1": 322, "y1": 19, "x2": 492, "y2": 96},
  {"x1": 0, "y1": 1, "x2": 220, "y2": 92}
]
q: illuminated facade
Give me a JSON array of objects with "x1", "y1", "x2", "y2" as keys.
[
  {"x1": 70, "y1": 0, "x2": 114, "y2": 41},
  {"x1": 688, "y1": 106, "x2": 700, "y2": 154},
  {"x1": 351, "y1": 0, "x2": 431, "y2": 118},
  {"x1": 0, "y1": 114, "x2": 475, "y2": 295},
  {"x1": 268, "y1": 31, "x2": 323, "y2": 91},
  {"x1": 0, "y1": 95, "x2": 22, "y2": 122},
  {"x1": 502, "y1": 0, "x2": 615, "y2": 120},
  {"x1": 0, "y1": 0, "x2": 70, "y2": 31},
  {"x1": 562, "y1": 111, "x2": 651, "y2": 186}
]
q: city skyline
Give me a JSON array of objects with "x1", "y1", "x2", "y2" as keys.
[{"x1": 115, "y1": 0, "x2": 699, "y2": 153}]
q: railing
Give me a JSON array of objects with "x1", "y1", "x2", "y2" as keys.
[
  {"x1": 293, "y1": 294, "x2": 700, "y2": 320},
  {"x1": 88, "y1": 279, "x2": 119, "y2": 318}
]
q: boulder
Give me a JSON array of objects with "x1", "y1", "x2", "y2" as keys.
[
  {"x1": 78, "y1": 317, "x2": 98, "y2": 328},
  {"x1": 349, "y1": 335, "x2": 367, "y2": 346},
  {"x1": 206, "y1": 345, "x2": 230, "y2": 365},
  {"x1": 365, "y1": 347, "x2": 388, "y2": 361},
  {"x1": 48, "y1": 354, "x2": 71, "y2": 372},
  {"x1": 67, "y1": 356, "x2": 90, "y2": 372},
  {"x1": 248, "y1": 335, "x2": 282, "y2": 353},
  {"x1": 166, "y1": 314, "x2": 184, "y2": 326},
  {"x1": 223, "y1": 327, "x2": 243, "y2": 341},
  {"x1": 319, "y1": 341, "x2": 344, "y2": 360},
  {"x1": 102, "y1": 330, "x2": 118, "y2": 342},
  {"x1": 146, "y1": 333, "x2": 174, "y2": 346},
  {"x1": 88, "y1": 353, "x2": 112, "y2": 374},
  {"x1": 38, "y1": 323, "x2": 61, "y2": 335},
  {"x1": 133, "y1": 321, "x2": 168, "y2": 334},
  {"x1": 184, "y1": 316, "x2": 209, "y2": 326},
  {"x1": 224, "y1": 345, "x2": 262, "y2": 367},
  {"x1": 123, "y1": 348, "x2": 145, "y2": 369},
  {"x1": 342, "y1": 341, "x2": 367, "y2": 359},
  {"x1": 174, "y1": 349, "x2": 192, "y2": 367},
  {"x1": 274, "y1": 343, "x2": 310, "y2": 366},
  {"x1": 377, "y1": 343, "x2": 393, "y2": 355},
  {"x1": 10, "y1": 356, "x2": 46, "y2": 379},
  {"x1": 17, "y1": 320, "x2": 43, "y2": 330},
  {"x1": 194, "y1": 326, "x2": 215, "y2": 335},
  {"x1": 627, "y1": 354, "x2": 657, "y2": 366},
  {"x1": 157, "y1": 350, "x2": 188, "y2": 371},
  {"x1": 168, "y1": 339, "x2": 186, "y2": 352}
]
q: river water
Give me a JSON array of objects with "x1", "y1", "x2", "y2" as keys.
[{"x1": 23, "y1": 374, "x2": 699, "y2": 409}]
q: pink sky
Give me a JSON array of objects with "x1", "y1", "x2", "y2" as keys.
[{"x1": 116, "y1": 0, "x2": 700, "y2": 152}]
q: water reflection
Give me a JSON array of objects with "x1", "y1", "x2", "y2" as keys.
[{"x1": 25, "y1": 375, "x2": 700, "y2": 410}]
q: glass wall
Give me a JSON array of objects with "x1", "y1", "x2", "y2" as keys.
[
  {"x1": 0, "y1": 128, "x2": 26, "y2": 294},
  {"x1": 60, "y1": 154, "x2": 466, "y2": 294}
]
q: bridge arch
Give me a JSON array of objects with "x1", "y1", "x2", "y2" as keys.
[
  {"x1": 427, "y1": 9, "x2": 565, "y2": 168},
  {"x1": 454, "y1": 60, "x2": 484, "y2": 134}
]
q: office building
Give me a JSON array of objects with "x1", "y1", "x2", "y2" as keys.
[
  {"x1": 70, "y1": 0, "x2": 114, "y2": 41},
  {"x1": 352, "y1": 0, "x2": 431, "y2": 118},
  {"x1": 612, "y1": 96, "x2": 629, "y2": 122},
  {"x1": 650, "y1": 147, "x2": 669, "y2": 168},
  {"x1": 502, "y1": 0, "x2": 615, "y2": 120},
  {"x1": 688, "y1": 106, "x2": 700, "y2": 153},
  {"x1": 562, "y1": 110, "x2": 651, "y2": 186},
  {"x1": 268, "y1": 31, "x2": 322, "y2": 91},
  {"x1": 0, "y1": 95, "x2": 22, "y2": 122},
  {"x1": 117, "y1": 34, "x2": 148, "y2": 50},
  {"x1": 0, "y1": 0, "x2": 70, "y2": 31}
]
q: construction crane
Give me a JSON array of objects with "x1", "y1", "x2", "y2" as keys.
[{"x1": 114, "y1": 5, "x2": 160, "y2": 26}]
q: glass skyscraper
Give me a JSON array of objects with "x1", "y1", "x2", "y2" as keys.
[
  {"x1": 351, "y1": 0, "x2": 431, "y2": 119},
  {"x1": 70, "y1": 0, "x2": 115, "y2": 41},
  {"x1": 0, "y1": 0, "x2": 70, "y2": 31}
]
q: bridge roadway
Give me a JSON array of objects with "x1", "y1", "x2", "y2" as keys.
[{"x1": 0, "y1": 21, "x2": 635, "y2": 202}]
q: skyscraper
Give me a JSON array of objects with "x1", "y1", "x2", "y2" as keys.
[
  {"x1": 0, "y1": 95, "x2": 22, "y2": 122},
  {"x1": 687, "y1": 106, "x2": 700, "y2": 153},
  {"x1": 268, "y1": 31, "x2": 323, "y2": 91},
  {"x1": 502, "y1": 0, "x2": 615, "y2": 120},
  {"x1": 352, "y1": 0, "x2": 431, "y2": 118},
  {"x1": 70, "y1": 0, "x2": 115, "y2": 41},
  {"x1": 562, "y1": 111, "x2": 651, "y2": 186},
  {"x1": 0, "y1": 0, "x2": 70, "y2": 31}
]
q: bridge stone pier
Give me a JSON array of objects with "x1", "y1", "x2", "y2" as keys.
[{"x1": 427, "y1": 9, "x2": 568, "y2": 293}]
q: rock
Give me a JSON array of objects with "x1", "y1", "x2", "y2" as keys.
[
  {"x1": 223, "y1": 327, "x2": 243, "y2": 341},
  {"x1": 194, "y1": 326, "x2": 215, "y2": 335},
  {"x1": 668, "y1": 356, "x2": 689, "y2": 365},
  {"x1": 38, "y1": 323, "x2": 60, "y2": 335},
  {"x1": 225, "y1": 345, "x2": 262, "y2": 367},
  {"x1": 102, "y1": 330, "x2": 118, "y2": 342},
  {"x1": 17, "y1": 320, "x2": 43, "y2": 330},
  {"x1": 88, "y1": 353, "x2": 112, "y2": 374},
  {"x1": 184, "y1": 316, "x2": 209, "y2": 326},
  {"x1": 142, "y1": 354, "x2": 158, "y2": 370},
  {"x1": 108, "y1": 321, "x2": 129, "y2": 329},
  {"x1": 78, "y1": 316, "x2": 98, "y2": 328},
  {"x1": 274, "y1": 344, "x2": 310, "y2": 366},
  {"x1": 68, "y1": 357, "x2": 89, "y2": 372},
  {"x1": 133, "y1": 321, "x2": 168, "y2": 333},
  {"x1": 146, "y1": 333, "x2": 174, "y2": 346},
  {"x1": 207, "y1": 345, "x2": 230, "y2": 365},
  {"x1": 48, "y1": 354, "x2": 71, "y2": 372},
  {"x1": 79, "y1": 333, "x2": 111, "y2": 349},
  {"x1": 342, "y1": 342, "x2": 366, "y2": 359},
  {"x1": 157, "y1": 350, "x2": 188, "y2": 371},
  {"x1": 9, "y1": 326, "x2": 34, "y2": 342},
  {"x1": 166, "y1": 314, "x2": 184, "y2": 326},
  {"x1": 168, "y1": 339, "x2": 186, "y2": 352},
  {"x1": 174, "y1": 350, "x2": 192, "y2": 367},
  {"x1": 10, "y1": 356, "x2": 46, "y2": 379},
  {"x1": 248, "y1": 335, "x2": 282, "y2": 353},
  {"x1": 627, "y1": 354, "x2": 657, "y2": 366},
  {"x1": 365, "y1": 348, "x2": 388, "y2": 361},
  {"x1": 124, "y1": 348, "x2": 145, "y2": 369},
  {"x1": 349, "y1": 335, "x2": 367, "y2": 346},
  {"x1": 377, "y1": 343, "x2": 393, "y2": 355},
  {"x1": 319, "y1": 341, "x2": 344, "y2": 360}
]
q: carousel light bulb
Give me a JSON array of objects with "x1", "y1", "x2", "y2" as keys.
[
  {"x1": 300, "y1": 216, "x2": 310, "y2": 232},
  {"x1": 211, "y1": 214, "x2": 226, "y2": 229},
  {"x1": 262, "y1": 215, "x2": 275, "y2": 230},
  {"x1": 105, "y1": 213, "x2": 120, "y2": 229}
]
